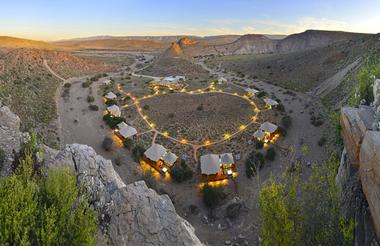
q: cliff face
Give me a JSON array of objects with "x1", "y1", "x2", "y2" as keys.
[
  {"x1": 340, "y1": 105, "x2": 380, "y2": 244},
  {"x1": 0, "y1": 103, "x2": 202, "y2": 246}
]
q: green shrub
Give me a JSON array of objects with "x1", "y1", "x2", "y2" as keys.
[
  {"x1": 257, "y1": 91, "x2": 267, "y2": 98},
  {"x1": 102, "y1": 137, "x2": 113, "y2": 151},
  {"x1": 123, "y1": 138, "x2": 133, "y2": 150},
  {"x1": 265, "y1": 147, "x2": 276, "y2": 161},
  {"x1": 143, "y1": 105, "x2": 150, "y2": 110},
  {"x1": 318, "y1": 137, "x2": 327, "y2": 146},
  {"x1": 245, "y1": 151, "x2": 265, "y2": 178},
  {"x1": 254, "y1": 139, "x2": 264, "y2": 149},
  {"x1": 202, "y1": 184, "x2": 225, "y2": 209},
  {"x1": 82, "y1": 81, "x2": 91, "y2": 88},
  {"x1": 87, "y1": 95, "x2": 95, "y2": 103},
  {"x1": 132, "y1": 145, "x2": 146, "y2": 162},
  {"x1": 105, "y1": 99, "x2": 117, "y2": 106},
  {"x1": 170, "y1": 160, "x2": 193, "y2": 183},
  {"x1": 197, "y1": 104, "x2": 204, "y2": 111},
  {"x1": 103, "y1": 114, "x2": 125, "y2": 129},
  {"x1": 63, "y1": 83, "x2": 71, "y2": 88},
  {"x1": 281, "y1": 115, "x2": 292, "y2": 128},
  {"x1": 278, "y1": 126, "x2": 287, "y2": 137},
  {"x1": 0, "y1": 152, "x2": 97, "y2": 245},
  {"x1": 88, "y1": 105, "x2": 99, "y2": 111}
]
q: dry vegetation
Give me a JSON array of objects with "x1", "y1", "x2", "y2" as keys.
[{"x1": 0, "y1": 48, "x2": 112, "y2": 146}]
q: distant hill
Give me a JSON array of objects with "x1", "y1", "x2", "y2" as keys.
[
  {"x1": 0, "y1": 36, "x2": 57, "y2": 49},
  {"x1": 162, "y1": 30, "x2": 374, "y2": 58}
]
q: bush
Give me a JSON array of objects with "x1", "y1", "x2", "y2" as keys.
[
  {"x1": 318, "y1": 137, "x2": 327, "y2": 146},
  {"x1": 82, "y1": 81, "x2": 91, "y2": 88},
  {"x1": 105, "y1": 99, "x2": 117, "y2": 106},
  {"x1": 103, "y1": 114, "x2": 125, "y2": 129},
  {"x1": 143, "y1": 105, "x2": 150, "y2": 110},
  {"x1": 257, "y1": 91, "x2": 267, "y2": 98},
  {"x1": 197, "y1": 104, "x2": 204, "y2": 111},
  {"x1": 102, "y1": 137, "x2": 113, "y2": 151},
  {"x1": 276, "y1": 103, "x2": 285, "y2": 112},
  {"x1": 132, "y1": 145, "x2": 146, "y2": 162},
  {"x1": 265, "y1": 147, "x2": 276, "y2": 161},
  {"x1": 88, "y1": 105, "x2": 99, "y2": 111},
  {"x1": 254, "y1": 139, "x2": 264, "y2": 149},
  {"x1": 245, "y1": 151, "x2": 265, "y2": 178},
  {"x1": 123, "y1": 138, "x2": 133, "y2": 150},
  {"x1": 87, "y1": 95, "x2": 95, "y2": 103},
  {"x1": 63, "y1": 83, "x2": 71, "y2": 88},
  {"x1": 202, "y1": 184, "x2": 225, "y2": 209},
  {"x1": 0, "y1": 151, "x2": 97, "y2": 245},
  {"x1": 281, "y1": 116, "x2": 292, "y2": 128},
  {"x1": 168, "y1": 113, "x2": 175, "y2": 119},
  {"x1": 278, "y1": 126, "x2": 287, "y2": 137},
  {"x1": 170, "y1": 160, "x2": 193, "y2": 183},
  {"x1": 114, "y1": 153, "x2": 122, "y2": 166}
]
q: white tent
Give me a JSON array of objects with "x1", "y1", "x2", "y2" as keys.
[
  {"x1": 263, "y1": 97, "x2": 279, "y2": 107},
  {"x1": 105, "y1": 92, "x2": 117, "y2": 100},
  {"x1": 220, "y1": 153, "x2": 234, "y2": 165},
  {"x1": 144, "y1": 144, "x2": 167, "y2": 162},
  {"x1": 260, "y1": 122, "x2": 278, "y2": 134},
  {"x1": 117, "y1": 123, "x2": 137, "y2": 139},
  {"x1": 245, "y1": 88, "x2": 259, "y2": 95},
  {"x1": 162, "y1": 152, "x2": 178, "y2": 166},
  {"x1": 200, "y1": 154, "x2": 220, "y2": 175},
  {"x1": 107, "y1": 105, "x2": 121, "y2": 117},
  {"x1": 253, "y1": 130, "x2": 266, "y2": 140}
]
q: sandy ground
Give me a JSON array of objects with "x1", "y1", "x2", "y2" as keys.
[{"x1": 51, "y1": 52, "x2": 331, "y2": 245}]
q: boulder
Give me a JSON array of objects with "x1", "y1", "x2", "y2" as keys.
[
  {"x1": 340, "y1": 106, "x2": 374, "y2": 166},
  {"x1": 0, "y1": 102, "x2": 23, "y2": 176},
  {"x1": 359, "y1": 131, "x2": 380, "y2": 237},
  {"x1": 45, "y1": 144, "x2": 202, "y2": 246}
]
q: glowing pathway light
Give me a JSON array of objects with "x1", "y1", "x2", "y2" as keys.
[
  {"x1": 149, "y1": 122, "x2": 156, "y2": 128},
  {"x1": 223, "y1": 133, "x2": 231, "y2": 140},
  {"x1": 239, "y1": 125, "x2": 247, "y2": 131},
  {"x1": 180, "y1": 138, "x2": 188, "y2": 144},
  {"x1": 204, "y1": 140, "x2": 211, "y2": 146},
  {"x1": 162, "y1": 131, "x2": 169, "y2": 137}
]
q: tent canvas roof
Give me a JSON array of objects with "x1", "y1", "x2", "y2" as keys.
[
  {"x1": 144, "y1": 144, "x2": 167, "y2": 162},
  {"x1": 260, "y1": 122, "x2": 278, "y2": 134},
  {"x1": 107, "y1": 105, "x2": 121, "y2": 116},
  {"x1": 105, "y1": 92, "x2": 117, "y2": 100},
  {"x1": 162, "y1": 152, "x2": 178, "y2": 166},
  {"x1": 263, "y1": 97, "x2": 279, "y2": 106},
  {"x1": 118, "y1": 124, "x2": 137, "y2": 139},
  {"x1": 220, "y1": 153, "x2": 234, "y2": 164},
  {"x1": 245, "y1": 88, "x2": 259, "y2": 94},
  {"x1": 200, "y1": 154, "x2": 220, "y2": 175},
  {"x1": 253, "y1": 130, "x2": 266, "y2": 140},
  {"x1": 117, "y1": 122, "x2": 128, "y2": 129}
]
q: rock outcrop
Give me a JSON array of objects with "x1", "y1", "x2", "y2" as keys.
[
  {"x1": 340, "y1": 105, "x2": 380, "y2": 243},
  {"x1": 0, "y1": 102, "x2": 24, "y2": 175},
  {"x1": 43, "y1": 144, "x2": 202, "y2": 246}
]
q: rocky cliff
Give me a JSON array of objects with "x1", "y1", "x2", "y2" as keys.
[
  {"x1": 340, "y1": 105, "x2": 380, "y2": 244},
  {"x1": 0, "y1": 103, "x2": 202, "y2": 246}
]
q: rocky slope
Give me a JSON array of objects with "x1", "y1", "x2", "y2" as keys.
[{"x1": 0, "y1": 103, "x2": 202, "y2": 246}]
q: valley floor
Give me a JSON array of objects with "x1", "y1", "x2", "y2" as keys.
[{"x1": 47, "y1": 51, "x2": 332, "y2": 245}]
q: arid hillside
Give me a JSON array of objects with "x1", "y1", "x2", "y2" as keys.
[
  {"x1": 0, "y1": 36, "x2": 58, "y2": 49},
  {"x1": 0, "y1": 47, "x2": 112, "y2": 146}
]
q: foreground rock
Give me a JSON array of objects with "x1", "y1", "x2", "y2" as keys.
[
  {"x1": 340, "y1": 106, "x2": 380, "y2": 243},
  {"x1": 44, "y1": 144, "x2": 202, "y2": 246},
  {"x1": 1, "y1": 104, "x2": 202, "y2": 246},
  {"x1": 0, "y1": 102, "x2": 24, "y2": 176}
]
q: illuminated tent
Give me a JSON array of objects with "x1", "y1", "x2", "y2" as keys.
[
  {"x1": 220, "y1": 153, "x2": 234, "y2": 165},
  {"x1": 117, "y1": 122, "x2": 137, "y2": 138},
  {"x1": 105, "y1": 92, "x2": 117, "y2": 100},
  {"x1": 200, "y1": 154, "x2": 220, "y2": 175},
  {"x1": 144, "y1": 144, "x2": 167, "y2": 162},
  {"x1": 162, "y1": 152, "x2": 178, "y2": 166},
  {"x1": 253, "y1": 130, "x2": 266, "y2": 141},
  {"x1": 107, "y1": 105, "x2": 121, "y2": 117},
  {"x1": 263, "y1": 97, "x2": 279, "y2": 108},
  {"x1": 260, "y1": 122, "x2": 278, "y2": 134}
]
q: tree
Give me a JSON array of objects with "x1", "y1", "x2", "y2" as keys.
[
  {"x1": 202, "y1": 184, "x2": 225, "y2": 209},
  {"x1": 170, "y1": 160, "x2": 193, "y2": 183},
  {"x1": 245, "y1": 151, "x2": 265, "y2": 178},
  {"x1": 102, "y1": 137, "x2": 113, "y2": 151},
  {"x1": 265, "y1": 147, "x2": 276, "y2": 161},
  {"x1": 123, "y1": 138, "x2": 133, "y2": 150},
  {"x1": 0, "y1": 147, "x2": 5, "y2": 168},
  {"x1": 132, "y1": 145, "x2": 146, "y2": 162},
  {"x1": 258, "y1": 155, "x2": 355, "y2": 245}
]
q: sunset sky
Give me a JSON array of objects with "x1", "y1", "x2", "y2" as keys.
[{"x1": 2, "y1": 0, "x2": 380, "y2": 40}]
